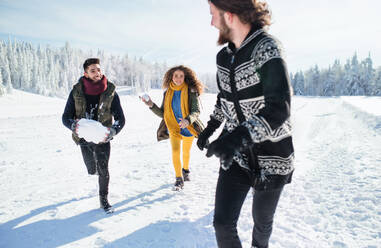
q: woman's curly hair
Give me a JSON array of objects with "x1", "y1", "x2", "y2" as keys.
[
  {"x1": 162, "y1": 65, "x2": 204, "y2": 95},
  {"x1": 209, "y1": 0, "x2": 271, "y2": 29}
]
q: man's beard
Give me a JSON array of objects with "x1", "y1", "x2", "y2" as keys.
[{"x1": 217, "y1": 17, "x2": 231, "y2": 45}]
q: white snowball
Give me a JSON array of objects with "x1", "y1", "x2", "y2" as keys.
[
  {"x1": 142, "y1": 94, "x2": 150, "y2": 101},
  {"x1": 77, "y1": 118, "x2": 109, "y2": 144}
]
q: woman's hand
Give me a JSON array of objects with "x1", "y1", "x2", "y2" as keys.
[
  {"x1": 179, "y1": 118, "x2": 189, "y2": 129},
  {"x1": 140, "y1": 94, "x2": 153, "y2": 108}
]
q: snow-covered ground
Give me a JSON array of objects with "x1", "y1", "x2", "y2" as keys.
[{"x1": 0, "y1": 90, "x2": 380, "y2": 248}]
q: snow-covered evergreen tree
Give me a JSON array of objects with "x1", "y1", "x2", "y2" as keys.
[
  {"x1": 0, "y1": 39, "x2": 168, "y2": 97},
  {"x1": 1, "y1": 38, "x2": 379, "y2": 97},
  {"x1": 289, "y1": 53, "x2": 380, "y2": 96},
  {"x1": 291, "y1": 71, "x2": 305, "y2": 95},
  {"x1": 345, "y1": 54, "x2": 362, "y2": 95},
  {"x1": 360, "y1": 53, "x2": 374, "y2": 95},
  {"x1": 0, "y1": 69, "x2": 4, "y2": 96},
  {"x1": 304, "y1": 65, "x2": 320, "y2": 95},
  {"x1": 0, "y1": 41, "x2": 12, "y2": 93},
  {"x1": 322, "y1": 67, "x2": 336, "y2": 96},
  {"x1": 373, "y1": 68, "x2": 381, "y2": 96},
  {"x1": 199, "y1": 72, "x2": 217, "y2": 93}
]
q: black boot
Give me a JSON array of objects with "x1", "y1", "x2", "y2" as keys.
[
  {"x1": 100, "y1": 194, "x2": 113, "y2": 213},
  {"x1": 182, "y1": 168, "x2": 190, "y2": 181},
  {"x1": 251, "y1": 244, "x2": 266, "y2": 248},
  {"x1": 172, "y1": 177, "x2": 184, "y2": 191}
]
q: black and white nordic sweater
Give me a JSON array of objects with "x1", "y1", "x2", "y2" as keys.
[{"x1": 208, "y1": 28, "x2": 295, "y2": 187}]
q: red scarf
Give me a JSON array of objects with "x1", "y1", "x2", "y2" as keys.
[{"x1": 82, "y1": 75, "x2": 108, "y2": 95}]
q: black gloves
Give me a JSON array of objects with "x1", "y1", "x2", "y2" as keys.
[
  {"x1": 197, "y1": 127, "x2": 213, "y2": 150},
  {"x1": 197, "y1": 117, "x2": 221, "y2": 151},
  {"x1": 206, "y1": 125, "x2": 252, "y2": 167}
]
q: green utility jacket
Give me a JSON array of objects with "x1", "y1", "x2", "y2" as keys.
[{"x1": 71, "y1": 81, "x2": 116, "y2": 144}]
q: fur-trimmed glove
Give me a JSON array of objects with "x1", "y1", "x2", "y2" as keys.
[{"x1": 206, "y1": 125, "x2": 252, "y2": 167}]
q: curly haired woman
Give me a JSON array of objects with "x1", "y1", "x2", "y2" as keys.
[{"x1": 141, "y1": 65, "x2": 205, "y2": 190}]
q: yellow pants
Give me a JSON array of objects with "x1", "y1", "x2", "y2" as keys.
[{"x1": 169, "y1": 135, "x2": 195, "y2": 178}]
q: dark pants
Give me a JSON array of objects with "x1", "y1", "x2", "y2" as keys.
[
  {"x1": 213, "y1": 163, "x2": 283, "y2": 248},
  {"x1": 80, "y1": 142, "x2": 110, "y2": 196}
]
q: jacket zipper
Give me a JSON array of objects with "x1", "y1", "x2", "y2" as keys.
[
  {"x1": 229, "y1": 53, "x2": 245, "y2": 124},
  {"x1": 229, "y1": 48, "x2": 260, "y2": 186}
]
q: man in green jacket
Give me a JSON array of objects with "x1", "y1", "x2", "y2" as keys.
[{"x1": 62, "y1": 58, "x2": 125, "y2": 213}]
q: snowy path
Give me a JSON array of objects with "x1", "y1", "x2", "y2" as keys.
[
  {"x1": 268, "y1": 98, "x2": 381, "y2": 248},
  {"x1": 0, "y1": 91, "x2": 380, "y2": 247}
]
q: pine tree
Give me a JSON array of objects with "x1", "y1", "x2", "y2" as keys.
[
  {"x1": 322, "y1": 67, "x2": 336, "y2": 96},
  {"x1": 289, "y1": 53, "x2": 380, "y2": 96},
  {"x1": 346, "y1": 53, "x2": 362, "y2": 95},
  {"x1": 360, "y1": 53, "x2": 374, "y2": 95},
  {"x1": 291, "y1": 71, "x2": 305, "y2": 95},
  {"x1": 0, "y1": 42, "x2": 12, "y2": 93},
  {"x1": 0, "y1": 38, "x2": 168, "y2": 97},
  {"x1": 304, "y1": 65, "x2": 320, "y2": 96},
  {"x1": 0, "y1": 69, "x2": 4, "y2": 96},
  {"x1": 373, "y1": 68, "x2": 381, "y2": 96}
]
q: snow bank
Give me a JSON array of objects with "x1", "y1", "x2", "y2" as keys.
[
  {"x1": 0, "y1": 89, "x2": 65, "y2": 118},
  {"x1": 341, "y1": 96, "x2": 381, "y2": 135}
]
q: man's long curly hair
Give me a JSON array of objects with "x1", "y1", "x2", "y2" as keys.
[
  {"x1": 209, "y1": 0, "x2": 271, "y2": 29},
  {"x1": 162, "y1": 65, "x2": 204, "y2": 95}
]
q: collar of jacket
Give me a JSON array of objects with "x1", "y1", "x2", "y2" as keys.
[{"x1": 226, "y1": 27, "x2": 265, "y2": 54}]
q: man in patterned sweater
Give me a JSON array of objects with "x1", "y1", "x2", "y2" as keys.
[{"x1": 197, "y1": 1, "x2": 295, "y2": 247}]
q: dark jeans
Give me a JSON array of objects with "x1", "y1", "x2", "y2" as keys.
[
  {"x1": 213, "y1": 163, "x2": 283, "y2": 248},
  {"x1": 80, "y1": 142, "x2": 110, "y2": 196}
]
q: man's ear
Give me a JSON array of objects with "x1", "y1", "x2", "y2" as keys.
[
  {"x1": 84, "y1": 71, "x2": 88, "y2": 78},
  {"x1": 224, "y1": 11, "x2": 234, "y2": 26}
]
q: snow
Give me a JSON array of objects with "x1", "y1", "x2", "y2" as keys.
[
  {"x1": 140, "y1": 93, "x2": 150, "y2": 102},
  {"x1": 0, "y1": 90, "x2": 65, "y2": 118},
  {"x1": 341, "y1": 96, "x2": 381, "y2": 116},
  {"x1": 0, "y1": 90, "x2": 380, "y2": 248},
  {"x1": 76, "y1": 119, "x2": 110, "y2": 144}
]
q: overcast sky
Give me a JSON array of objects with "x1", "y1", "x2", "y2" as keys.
[{"x1": 0, "y1": 0, "x2": 380, "y2": 74}]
